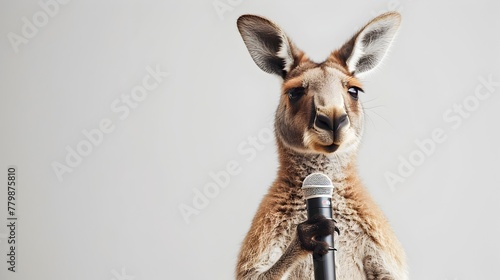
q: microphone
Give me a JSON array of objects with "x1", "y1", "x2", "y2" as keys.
[{"x1": 302, "y1": 173, "x2": 337, "y2": 280}]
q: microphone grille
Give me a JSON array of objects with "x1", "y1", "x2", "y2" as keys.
[{"x1": 301, "y1": 173, "x2": 333, "y2": 199}]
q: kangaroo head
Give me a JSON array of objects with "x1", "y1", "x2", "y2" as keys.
[{"x1": 237, "y1": 13, "x2": 401, "y2": 155}]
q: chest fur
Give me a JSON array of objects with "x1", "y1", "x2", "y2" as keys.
[{"x1": 269, "y1": 186, "x2": 366, "y2": 255}]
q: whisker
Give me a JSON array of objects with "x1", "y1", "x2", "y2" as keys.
[
  {"x1": 364, "y1": 111, "x2": 377, "y2": 129},
  {"x1": 362, "y1": 105, "x2": 386, "y2": 110},
  {"x1": 365, "y1": 109, "x2": 396, "y2": 131}
]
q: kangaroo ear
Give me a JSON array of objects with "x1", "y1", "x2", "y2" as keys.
[
  {"x1": 237, "y1": 15, "x2": 301, "y2": 78},
  {"x1": 335, "y1": 12, "x2": 401, "y2": 76}
]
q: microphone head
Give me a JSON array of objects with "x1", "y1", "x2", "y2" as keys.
[{"x1": 301, "y1": 173, "x2": 334, "y2": 199}]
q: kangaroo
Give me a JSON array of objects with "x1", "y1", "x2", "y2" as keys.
[{"x1": 235, "y1": 12, "x2": 408, "y2": 280}]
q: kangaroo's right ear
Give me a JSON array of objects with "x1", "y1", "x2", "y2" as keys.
[{"x1": 237, "y1": 15, "x2": 302, "y2": 78}]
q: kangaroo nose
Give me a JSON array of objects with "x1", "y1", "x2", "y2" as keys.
[
  {"x1": 315, "y1": 113, "x2": 348, "y2": 133},
  {"x1": 335, "y1": 114, "x2": 348, "y2": 133},
  {"x1": 315, "y1": 113, "x2": 334, "y2": 131}
]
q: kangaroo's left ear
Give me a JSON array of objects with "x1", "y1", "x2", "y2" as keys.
[{"x1": 335, "y1": 12, "x2": 401, "y2": 76}]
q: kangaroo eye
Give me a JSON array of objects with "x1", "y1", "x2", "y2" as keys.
[
  {"x1": 347, "y1": 87, "x2": 363, "y2": 101},
  {"x1": 287, "y1": 87, "x2": 306, "y2": 102}
]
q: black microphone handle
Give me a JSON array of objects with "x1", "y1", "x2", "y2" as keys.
[{"x1": 306, "y1": 197, "x2": 336, "y2": 280}]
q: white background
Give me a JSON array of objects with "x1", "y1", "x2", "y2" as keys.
[{"x1": 1, "y1": 1, "x2": 499, "y2": 279}]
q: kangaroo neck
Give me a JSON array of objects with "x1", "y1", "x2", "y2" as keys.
[{"x1": 276, "y1": 141, "x2": 357, "y2": 189}]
